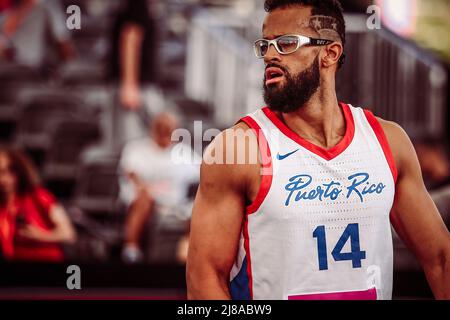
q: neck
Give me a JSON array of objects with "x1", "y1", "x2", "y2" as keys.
[{"x1": 280, "y1": 79, "x2": 345, "y2": 149}]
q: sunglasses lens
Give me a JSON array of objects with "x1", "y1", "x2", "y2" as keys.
[
  {"x1": 277, "y1": 36, "x2": 299, "y2": 54},
  {"x1": 254, "y1": 40, "x2": 268, "y2": 58}
]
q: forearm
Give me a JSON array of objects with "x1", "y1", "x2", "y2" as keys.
[
  {"x1": 187, "y1": 269, "x2": 232, "y2": 300},
  {"x1": 39, "y1": 227, "x2": 76, "y2": 244},
  {"x1": 423, "y1": 249, "x2": 450, "y2": 299},
  {"x1": 120, "y1": 23, "x2": 143, "y2": 87}
]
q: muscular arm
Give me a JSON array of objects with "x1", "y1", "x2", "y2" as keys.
[
  {"x1": 186, "y1": 123, "x2": 260, "y2": 299},
  {"x1": 381, "y1": 119, "x2": 450, "y2": 299}
]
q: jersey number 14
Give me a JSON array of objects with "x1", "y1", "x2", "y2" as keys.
[{"x1": 313, "y1": 223, "x2": 366, "y2": 271}]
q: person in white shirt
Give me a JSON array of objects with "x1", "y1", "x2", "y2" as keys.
[{"x1": 119, "y1": 111, "x2": 200, "y2": 263}]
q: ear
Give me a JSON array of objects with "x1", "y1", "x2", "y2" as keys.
[{"x1": 322, "y1": 42, "x2": 343, "y2": 68}]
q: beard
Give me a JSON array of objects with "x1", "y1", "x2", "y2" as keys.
[{"x1": 263, "y1": 55, "x2": 321, "y2": 113}]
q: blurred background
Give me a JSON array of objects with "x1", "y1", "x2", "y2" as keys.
[{"x1": 0, "y1": 0, "x2": 449, "y2": 299}]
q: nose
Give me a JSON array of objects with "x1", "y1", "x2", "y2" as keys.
[{"x1": 263, "y1": 43, "x2": 281, "y2": 64}]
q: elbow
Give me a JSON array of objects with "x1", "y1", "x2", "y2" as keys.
[
  {"x1": 186, "y1": 262, "x2": 231, "y2": 300},
  {"x1": 422, "y1": 245, "x2": 450, "y2": 280},
  {"x1": 435, "y1": 246, "x2": 450, "y2": 271},
  {"x1": 440, "y1": 246, "x2": 450, "y2": 273},
  {"x1": 424, "y1": 246, "x2": 450, "y2": 299},
  {"x1": 186, "y1": 262, "x2": 199, "y2": 300},
  {"x1": 62, "y1": 227, "x2": 77, "y2": 245},
  {"x1": 67, "y1": 231, "x2": 77, "y2": 245}
]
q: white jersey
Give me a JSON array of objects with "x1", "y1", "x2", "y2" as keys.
[{"x1": 230, "y1": 103, "x2": 397, "y2": 300}]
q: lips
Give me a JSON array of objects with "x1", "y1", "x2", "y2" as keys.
[{"x1": 265, "y1": 67, "x2": 285, "y2": 85}]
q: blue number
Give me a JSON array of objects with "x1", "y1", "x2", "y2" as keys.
[
  {"x1": 312, "y1": 226, "x2": 328, "y2": 270},
  {"x1": 313, "y1": 223, "x2": 366, "y2": 271},
  {"x1": 331, "y1": 223, "x2": 366, "y2": 268}
]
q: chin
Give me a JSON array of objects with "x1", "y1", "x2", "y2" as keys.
[{"x1": 265, "y1": 83, "x2": 285, "y2": 94}]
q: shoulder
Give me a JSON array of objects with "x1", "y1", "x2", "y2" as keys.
[
  {"x1": 201, "y1": 121, "x2": 260, "y2": 190},
  {"x1": 375, "y1": 116, "x2": 416, "y2": 176},
  {"x1": 375, "y1": 116, "x2": 408, "y2": 141},
  {"x1": 34, "y1": 187, "x2": 56, "y2": 201},
  {"x1": 203, "y1": 121, "x2": 259, "y2": 165},
  {"x1": 31, "y1": 187, "x2": 57, "y2": 211}
]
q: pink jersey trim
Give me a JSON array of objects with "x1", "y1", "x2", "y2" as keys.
[
  {"x1": 363, "y1": 110, "x2": 398, "y2": 184},
  {"x1": 262, "y1": 103, "x2": 355, "y2": 161},
  {"x1": 288, "y1": 287, "x2": 377, "y2": 300}
]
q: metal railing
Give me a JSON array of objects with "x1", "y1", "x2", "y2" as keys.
[{"x1": 338, "y1": 15, "x2": 448, "y2": 140}]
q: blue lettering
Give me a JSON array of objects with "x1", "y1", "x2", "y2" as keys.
[
  {"x1": 285, "y1": 175, "x2": 312, "y2": 206},
  {"x1": 376, "y1": 183, "x2": 386, "y2": 193},
  {"x1": 284, "y1": 172, "x2": 386, "y2": 206},
  {"x1": 346, "y1": 172, "x2": 369, "y2": 202},
  {"x1": 323, "y1": 181, "x2": 342, "y2": 200}
]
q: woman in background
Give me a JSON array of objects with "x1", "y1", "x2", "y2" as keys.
[{"x1": 0, "y1": 147, "x2": 76, "y2": 262}]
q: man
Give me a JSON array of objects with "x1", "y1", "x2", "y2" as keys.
[
  {"x1": 119, "y1": 112, "x2": 200, "y2": 263},
  {"x1": 187, "y1": 0, "x2": 450, "y2": 300}
]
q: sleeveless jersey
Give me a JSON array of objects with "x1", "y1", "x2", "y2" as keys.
[{"x1": 230, "y1": 103, "x2": 397, "y2": 300}]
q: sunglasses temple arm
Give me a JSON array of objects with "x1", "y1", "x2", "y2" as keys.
[{"x1": 310, "y1": 39, "x2": 333, "y2": 46}]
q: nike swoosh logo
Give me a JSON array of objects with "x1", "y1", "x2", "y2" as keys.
[{"x1": 277, "y1": 149, "x2": 299, "y2": 160}]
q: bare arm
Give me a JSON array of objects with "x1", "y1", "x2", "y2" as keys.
[
  {"x1": 186, "y1": 123, "x2": 260, "y2": 299},
  {"x1": 119, "y1": 23, "x2": 144, "y2": 110},
  {"x1": 19, "y1": 204, "x2": 77, "y2": 244},
  {"x1": 382, "y1": 119, "x2": 450, "y2": 299}
]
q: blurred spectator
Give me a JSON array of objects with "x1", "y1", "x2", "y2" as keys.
[
  {"x1": 414, "y1": 138, "x2": 450, "y2": 230},
  {"x1": 109, "y1": 0, "x2": 164, "y2": 150},
  {"x1": 414, "y1": 138, "x2": 450, "y2": 191},
  {"x1": 0, "y1": 0, "x2": 74, "y2": 68},
  {"x1": 110, "y1": 0, "x2": 159, "y2": 110},
  {"x1": 175, "y1": 221, "x2": 190, "y2": 265},
  {"x1": 119, "y1": 112, "x2": 200, "y2": 264},
  {"x1": 0, "y1": 147, "x2": 76, "y2": 263}
]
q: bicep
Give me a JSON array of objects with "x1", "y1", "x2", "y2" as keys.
[
  {"x1": 187, "y1": 124, "x2": 259, "y2": 297},
  {"x1": 188, "y1": 163, "x2": 246, "y2": 278},
  {"x1": 389, "y1": 127, "x2": 450, "y2": 263}
]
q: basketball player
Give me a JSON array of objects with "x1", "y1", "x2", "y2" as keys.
[{"x1": 186, "y1": 0, "x2": 450, "y2": 300}]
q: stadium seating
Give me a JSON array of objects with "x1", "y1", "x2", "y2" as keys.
[
  {"x1": 42, "y1": 118, "x2": 101, "y2": 199},
  {"x1": 13, "y1": 92, "x2": 98, "y2": 168},
  {"x1": 67, "y1": 156, "x2": 123, "y2": 261},
  {"x1": 72, "y1": 157, "x2": 121, "y2": 217},
  {"x1": 0, "y1": 64, "x2": 44, "y2": 142}
]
